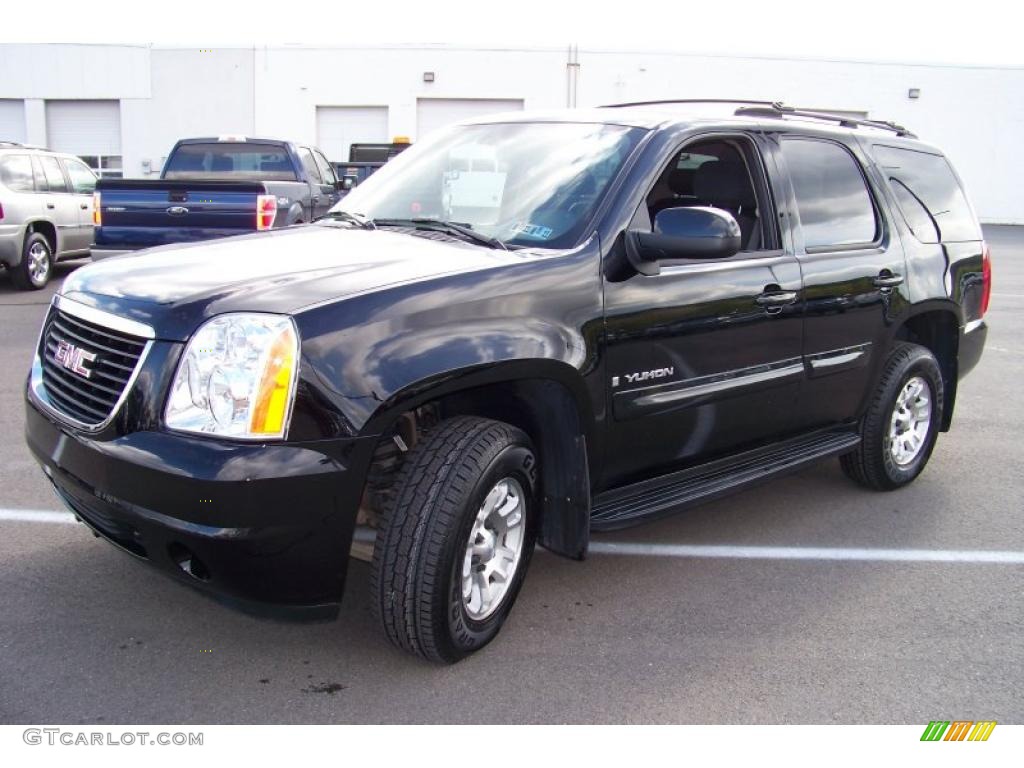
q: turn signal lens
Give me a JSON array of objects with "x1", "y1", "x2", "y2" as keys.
[
  {"x1": 256, "y1": 194, "x2": 277, "y2": 230},
  {"x1": 92, "y1": 192, "x2": 102, "y2": 225},
  {"x1": 249, "y1": 324, "x2": 298, "y2": 436}
]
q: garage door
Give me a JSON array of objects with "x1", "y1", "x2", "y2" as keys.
[
  {"x1": 46, "y1": 100, "x2": 121, "y2": 155},
  {"x1": 0, "y1": 100, "x2": 27, "y2": 144},
  {"x1": 46, "y1": 100, "x2": 122, "y2": 177},
  {"x1": 416, "y1": 98, "x2": 524, "y2": 140},
  {"x1": 316, "y1": 106, "x2": 389, "y2": 163}
]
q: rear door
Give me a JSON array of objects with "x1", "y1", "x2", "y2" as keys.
[
  {"x1": 312, "y1": 149, "x2": 341, "y2": 216},
  {"x1": 35, "y1": 154, "x2": 88, "y2": 254},
  {"x1": 772, "y1": 134, "x2": 909, "y2": 430},
  {"x1": 297, "y1": 147, "x2": 330, "y2": 220}
]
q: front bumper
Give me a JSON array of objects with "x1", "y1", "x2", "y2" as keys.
[{"x1": 25, "y1": 400, "x2": 376, "y2": 617}]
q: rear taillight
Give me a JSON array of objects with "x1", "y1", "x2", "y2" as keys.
[
  {"x1": 92, "y1": 192, "x2": 102, "y2": 226},
  {"x1": 0, "y1": 201, "x2": 4, "y2": 221},
  {"x1": 256, "y1": 195, "x2": 277, "y2": 231},
  {"x1": 981, "y1": 242, "x2": 992, "y2": 316}
]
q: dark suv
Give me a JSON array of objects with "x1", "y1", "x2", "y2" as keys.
[{"x1": 24, "y1": 100, "x2": 989, "y2": 663}]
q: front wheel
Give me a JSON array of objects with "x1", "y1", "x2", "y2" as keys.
[
  {"x1": 840, "y1": 342, "x2": 944, "y2": 490},
  {"x1": 371, "y1": 416, "x2": 538, "y2": 663}
]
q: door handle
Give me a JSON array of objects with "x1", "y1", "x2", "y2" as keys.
[
  {"x1": 311, "y1": 196, "x2": 320, "y2": 204},
  {"x1": 873, "y1": 272, "x2": 904, "y2": 289},
  {"x1": 46, "y1": 203, "x2": 55, "y2": 210},
  {"x1": 756, "y1": 290, "x2": 798, "y2": 307},
  {"x1": 80, "y1": 203, "x2": 89, "y2": 210}
]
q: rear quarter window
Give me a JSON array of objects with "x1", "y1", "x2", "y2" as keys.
[
  {"x1": 0, "y1": 154, "x2": 35, "y2": 192},
  {"x1": 871, "y1": 145, "x2": 981, "y2": 243}
]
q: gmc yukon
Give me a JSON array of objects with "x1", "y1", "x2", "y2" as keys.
[{"x1": 25, "y1": 101, "x2": 989, "y2": 663}]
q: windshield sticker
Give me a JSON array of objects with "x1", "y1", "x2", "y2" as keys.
[
  {"x1": 511, "y1": 223, "x2": 554, "y2": 240},
  {"x1": 443, "y1": 170, "x2": 507, "y2": 211}
]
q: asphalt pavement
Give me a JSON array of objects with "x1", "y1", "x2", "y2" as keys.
[{"x1": 0, "y1": 229, "x2": 1021, "y2": 724}]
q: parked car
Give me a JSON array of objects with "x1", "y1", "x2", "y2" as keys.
[
  {"x1": 0, "y1": 141, "x2": 97, "y2": 289},
  {"x1": 25, "y1": 101, "x2": 989, "y2": 663},
  {"x1": 91, "y1": 136, "x2": 344, "y2": 259},
  {"x1": 332, "y1": 140, "x2": 412, "y2": 194}
]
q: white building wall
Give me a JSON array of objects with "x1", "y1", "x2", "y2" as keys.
[{"x1": 0, "y1": 44, "x2": 1021, "y2": 222}]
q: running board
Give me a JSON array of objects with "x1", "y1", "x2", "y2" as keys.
[{"x1": 590, "y1": 428, "x2": 860, "y2": 531}]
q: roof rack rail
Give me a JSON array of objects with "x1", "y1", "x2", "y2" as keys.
[
  {"x1": 0, "y1": 140, "x2": 25, "y2": 147},
  {"x1": 734, "y1": 103, "x2": 916, "y2": 138},
  {"x1": 601, "y1": 98, "x2": 779, "y2": 109}
]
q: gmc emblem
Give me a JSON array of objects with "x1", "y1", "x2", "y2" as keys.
[{"x1": 54, "y1": 340, "x2": 97, "y2": 379}]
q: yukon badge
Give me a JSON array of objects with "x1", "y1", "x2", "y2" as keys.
[
  {"x1": 54, "y1": 340, "x2": 97, "y2": 379},
  {"x1": 612, "y1": 367, "x2": 675, "y2": 387}
]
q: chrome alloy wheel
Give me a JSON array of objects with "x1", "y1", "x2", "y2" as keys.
[
  {"x1": 27, "y1": 242, "x2": 51, "y2": 285},
  {"x1": 461, "y1": 477, "x2": 526, "y2": 620},
  {"x1": 888, "y1": 375, "x2": 932, "y2": 466}
]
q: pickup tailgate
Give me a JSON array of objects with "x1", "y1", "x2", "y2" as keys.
[{"x1": 94, "y1": 179, "x2": 269, "y2": 250}]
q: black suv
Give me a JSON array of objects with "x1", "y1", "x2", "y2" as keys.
[{"x1": 25, "y1": 100, "x2": 990, "y2": 663}]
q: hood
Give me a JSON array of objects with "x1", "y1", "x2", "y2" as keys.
[{"x1": 60, "y1": 224, "x2": 525, "y2": 340}]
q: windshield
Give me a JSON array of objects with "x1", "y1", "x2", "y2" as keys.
[{"x1": 330, "y1": 122, "x2": 645, "y2": 249}]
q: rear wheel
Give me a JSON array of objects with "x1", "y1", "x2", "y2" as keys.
[
  {"x1": 11, "y1": 232, "x2": 53, "y2": 290},
  {"x1": 371, "y1": 416, "x2": 538, "y2": 663},
  {"x1": 840, "y1": 342, "x2": 944, "y2": 490}
]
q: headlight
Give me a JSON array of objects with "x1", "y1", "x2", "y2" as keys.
[{"x1": 165, "y1": 313, "x2": 299, "y2": 439}]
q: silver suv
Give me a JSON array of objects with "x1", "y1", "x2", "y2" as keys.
[{"x1": 0, "y1": 142, "x2": 97, "y2": 290}]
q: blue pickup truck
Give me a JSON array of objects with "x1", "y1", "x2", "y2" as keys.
[{"x1": 91, "y1": 137, "x2": 344, "y2": 259}]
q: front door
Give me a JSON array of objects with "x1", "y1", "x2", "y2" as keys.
[
  {"x1": 60, "y1": 156, "x2": 98, "y2": 250},
  {"x1": 771, "y1": 134, "x2": 909, "y2": 430},
  {"x1": 602, "y1": 134, "x2": 804, "y2": 489}
]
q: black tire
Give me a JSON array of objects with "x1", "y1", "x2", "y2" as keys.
[
  {"x1": 11, "y1": 232, "x2": 53, "y2": 290},
  {"x1": 371, "y1": 416, "x2": 538, "y2": 663},
  {"x1": 840, "y1": 341, "x2": 944, "y2": 491}
]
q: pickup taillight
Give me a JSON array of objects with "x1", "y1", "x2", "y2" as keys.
[
  {"x1": 92, "y1": 192, "x2": 102, "y2": 226},
  {"x1": 256, "y1": 195, "x2": 277, "y2": 231},
  {"x1": 981, "y1": 242, "x2": 992, "y2": 316},
  {"x1": 0, "y1": 201, "x2": 4, "y2": 221}
]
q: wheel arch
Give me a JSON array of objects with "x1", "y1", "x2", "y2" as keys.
[
  {"x1": 25, "y1": 219, "x2": 59, "y2": 256},
  {"x1": 892, "y1": 302, "x2": 961, "y2": 431},
  {"x1": 362, "y1": 361, "x2": 596, "y2": 559}
]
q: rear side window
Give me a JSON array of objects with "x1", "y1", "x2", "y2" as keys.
[
  {"x1": 38, "y1": 155, "x2": 69, "y2": 193},
  {"x1": 781, "y1": 138, "x2": 878, "y2": 250},
  {"x1": 0, "y1": 154, "x2": 34, "y2": 191},
  {"x1": 872, "y1": 145, "x2": 980, "y2": 243},
  {"x1": 164, "y1": 143, "x2": 298, "y2": 181},
  {"x1": 298, "y1": 148, "x2": 322, "y2": 183}
]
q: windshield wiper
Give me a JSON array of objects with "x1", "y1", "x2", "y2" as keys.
[
  {"x1": 373, "y1": 218, "x2": 508, "y2": 250},
  {"x1": 322, "y1": 210, "x2": 376, "y2": 229}
]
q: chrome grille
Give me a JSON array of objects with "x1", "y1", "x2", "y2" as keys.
[{"x1": 39, "y1": 306, "x2": 148, "y2": 426}]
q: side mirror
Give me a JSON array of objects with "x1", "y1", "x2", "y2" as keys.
[
  {"x1": 336, "y1": 176, "x2": 357, "y2": 192},
  {"x1": 626, "y1": 206, "x2": 742, "y2": 276}
]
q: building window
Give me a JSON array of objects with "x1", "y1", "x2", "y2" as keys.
[{"x1": 79, "y1": 155, "x2": 123, "y2": 179}]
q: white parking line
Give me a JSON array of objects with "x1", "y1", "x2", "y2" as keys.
[
  {"x1": 5, "y1": 508, "x2": 1023, "y2": 564},
  {"x1": 588, "y1": 541, "x2": 1024, "y2": 564}
]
